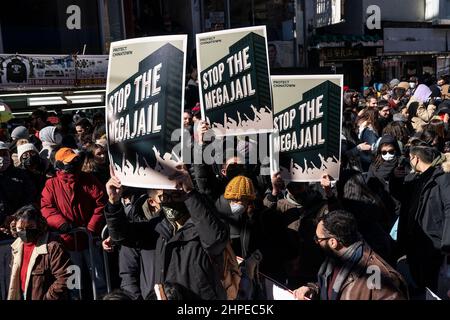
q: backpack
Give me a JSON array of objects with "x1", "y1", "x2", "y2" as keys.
[{"x1": 210, "y1": 241, "x2": 241, "y2": 300}]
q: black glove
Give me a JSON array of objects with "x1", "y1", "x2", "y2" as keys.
[{"x1": 59, "y1": 223, "x2": 73, "y2": 234}]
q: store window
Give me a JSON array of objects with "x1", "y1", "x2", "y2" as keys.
[
  {"x1": 202, "y1": 0, "x2": 227, "y2": 32},
  {"x1": 229, "y1": 0, "x2": 295, "y2": 41},
  {"x1": 446, "y1": 0, "x2": 450, "y2": 19}
]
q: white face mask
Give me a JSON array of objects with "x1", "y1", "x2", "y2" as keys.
[
  {"x1": 409, "y1": 82, "x2": 416, "y2": 89},
  {"x1": 230, "y1": 203, "x2": 246, "y2": 215},
  {"x1": 382, "y1": 153, "x2": 396, "y2": 162}
]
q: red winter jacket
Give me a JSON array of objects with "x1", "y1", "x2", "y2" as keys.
[{"x1": 41, "y1": 171, "x2": 106, "y2": 251}]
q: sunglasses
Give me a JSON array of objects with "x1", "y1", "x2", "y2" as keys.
[
  {"x1": 381, "y1": 150, "x2": 395, "y2": 155},
  {"x1": 314, "y1": 235, "x2": 333, "y2": 244}
]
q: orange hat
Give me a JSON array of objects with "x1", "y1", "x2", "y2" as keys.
[
  {"x1": 224, "y1": 176, "x2": 256, "y2": 201},
  {"x1": 55, "y1": 147, "x2": 78, "y2": 164}
]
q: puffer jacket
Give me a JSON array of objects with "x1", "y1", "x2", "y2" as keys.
[{"x1": 41, "y1": 171, "x2": 106, "y2": 251}]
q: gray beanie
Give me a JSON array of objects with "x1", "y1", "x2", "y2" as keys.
[
  {"x1": 11, "y1": 126, "x2": 29, "y2": 140},
  {"x1": 389, "y1": 79, "x2": 400, "y2": 89}
]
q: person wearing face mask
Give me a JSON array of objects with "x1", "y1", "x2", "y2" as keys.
[
  {"x1": 263, "y1": 174, "x2": 328, "y2": 287},
  {"x1": 39, "y1": 126, "x2": 63, "y2": 165},
  {"x1": 293, "y1": 210, "x2": 408, "y2": 300},
  {"x1": 214, "y1": 175, "x2": 293, "y2": 286},
  {"x1": 0, "y1": 141, "x2": 36, "y2": 240},
  {"x1": 397, "y1": 145, "x2": 450, "y2": 298},
  {"x1": 17, "y1": 143, "x2": 48, "y2": 201},
  {"x1": 7, "y1": 205, "x2": 71, "y2": 300},
  {"x1": 41, "y1": 147, "x2": 107, "y2": 298},
  {"x1": 105, "y1": 167, "x2": 229, "y2": 300},
  {"x1": 9, "y1": 126, "x2": 41, "y2": 167},
  {"x1": 367, "y1": 135, "x2": 405, "y2": 183}
]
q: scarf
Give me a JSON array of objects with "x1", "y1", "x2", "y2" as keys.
[
  {"x1": 318, "y1": 241, "x2": 364, "y2": 300},
  {"x1": 39, "y1": 126, "x2": 57, "y2": 143},
  {"x1": 285, "y1": 192, "x2": 302, "y2": 207}
]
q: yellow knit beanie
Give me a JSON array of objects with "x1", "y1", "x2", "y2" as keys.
[{"x1": 224, "y1": 176, "x2": 256, "y2": 201}]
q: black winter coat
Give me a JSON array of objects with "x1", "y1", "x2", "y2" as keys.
[
  {"x1": 0, "y1": 165, "x2": 36, "y2": 233},
  {"x1": 105, "y1": 191, "x2": 229, "y2": 300},
  {"x1": 214, "y1": 195, "x2": 295, "y2": 283},
  {"x1": 398, "y1": 155, "x2": 450, "y2": 290},
  {"x1": 119, "y1": 194, "x2": 158, "y2": 300}
]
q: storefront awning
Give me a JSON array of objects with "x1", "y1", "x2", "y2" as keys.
[
  {"x1": 310, "y1": 34, "x2": 383, "y2": 49},
  {"x1": 0, "y1": 90, "x2": 105, "y2": 115}
]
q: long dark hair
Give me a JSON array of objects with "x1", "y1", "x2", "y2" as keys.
[
  {"x1": 382, "y1": 121, "x2": 410, "y2": 145},
  {"x1": 357, "y1": 108, "x2": 380, "y2": 133},
  {"x1": 336, "y1": 169, "x2": 385, "y2": 209}
]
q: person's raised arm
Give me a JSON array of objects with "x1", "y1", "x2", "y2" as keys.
[
  {"x1": 171, "y1": 166, "x2": 229, "y2": 256},
  {"x1": 105, "y1": 168, "x2": 159, "y2": 248}
]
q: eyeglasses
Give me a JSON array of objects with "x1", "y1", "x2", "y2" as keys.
[
  {"x1": 314, "y1": 235, "x2": 333, "y2": 244},
  {"x1": 381, "y1": 150, "x2": 395, "y2": 155}
]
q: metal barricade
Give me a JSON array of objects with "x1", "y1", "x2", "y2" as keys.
[
  {"x1": 56, "y1": 227, "x2": 103, "y2": 300},
  {"x1": 101, "y1": 225, "x2": 112, "y2": 295},
  {"x1": 0, "y1": 228, "x2": 110, "y2": 301}
]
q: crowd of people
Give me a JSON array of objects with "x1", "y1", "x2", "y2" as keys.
[{"x1": 0, "y1": 72, "x2": 449, "y2": 301}]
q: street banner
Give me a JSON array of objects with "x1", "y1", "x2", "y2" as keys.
[
  {"x1": 196, "y1": 26, "x2": 273, "y2": 136},
  {"x1": 106, "y1": 35, "x2": 187, "y2": 189},
  {"x1": 271, "y1": 75, "x2": 343, "y2": 182},
  {"x1": 0, "y1": 54, "x2": 108, "y2": 90}
]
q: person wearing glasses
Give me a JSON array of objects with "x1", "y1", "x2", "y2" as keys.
[{"x1": 293, "y1": 210, "x2": 408, "y2": 300}]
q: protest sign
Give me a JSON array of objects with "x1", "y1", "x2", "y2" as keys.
[
  {"x1": 271, "y1": 75, "x2": 343, "y2": 182},
  {"x1": 106, "y1": 35, "x2": 187, "y2": 189},
  {"x1": 196, "y1": 26, "x2": 273, "y2": 136}
]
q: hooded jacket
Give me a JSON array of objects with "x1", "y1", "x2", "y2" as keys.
[
  {"x1": 39, "y1": 126, "x2": 59, "y2": 164},
  {"x1": 41, "y1": 171, "x2": 106, "y2": 251},
  {"x1": 367, "y1": 134, "x2": 401, "y2": 182}
]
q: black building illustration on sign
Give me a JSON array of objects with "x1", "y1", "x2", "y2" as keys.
[
  {"x1": 108, "y1": 43, "x2": 184, "y2": 178},
  {"x1": 201, "y1": 32, "x2": 272, "y2": 133},
  {"x1": 276, "y1": 80, "x2": 341, "y2": 180}
]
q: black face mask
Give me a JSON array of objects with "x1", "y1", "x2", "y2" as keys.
[
  {"x1": 23, "y1": 154, "x2": 41, "y2": 169},
  {"x1": 17, "y1": 229, "x2": 40, "y2": 243},
  {"x1": 162, "y1": 202, "x2": 189, "y2": 224}
]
